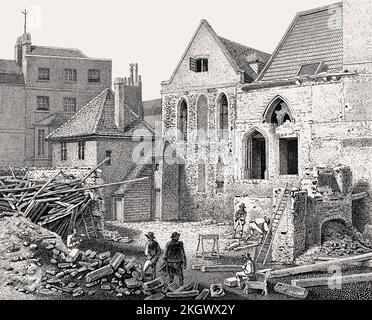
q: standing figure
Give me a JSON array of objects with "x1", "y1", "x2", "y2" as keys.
[
  {"x1": 143, "y1": 232, "x2": 161, "y2": 280},
  {"x1": 246, "y1": 216, "x2": 270, "y2": 243},
  {"x1": 236, "y1": 252, "x2": 256, "y2": 289},
  {"x1": 66, "y1": 228, "x2": 81, "y2": 251},
  {"x1": 233, "y1": 203, "x2": 248, "y2": 238},
  {"x1": 163, "y1": 232, "x2": 187, "y2": 285}
]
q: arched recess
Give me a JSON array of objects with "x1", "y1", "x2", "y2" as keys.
[
  {"x1": 197, "y1": 95, "x2": 208, "y2": 143},
  {"x1": 242, "y1": 128, "x2": 269, "y2": 180},
  {"x1": 177, "y1": 98, "x2": 188, "y2": 141},
  {"x1": 217, "y1": 93, "x2": 229, "y2": 140},
  {"x1": 320, "y1": 218, "x2": 347, "y2": 244},
  {"x1": 263, "y1": 96, "x2": 294, "y2": 125}
]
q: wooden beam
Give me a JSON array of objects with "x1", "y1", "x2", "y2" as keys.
[
  {"x1": 201, "y1": 265, "x2": 242, "y2": 273},
  {"x1": 166, "y1": 290, "x2": 199, "y2": 298},
  {"x1": 80, "y1": 157, "x2": 110, "y2": 183},
  {"x1": 291, "y1": 272, "x2": 372, "y2": 288},
  {"x1": 269, "y1": 252, "x2": 372, "y2": 278},
  {"x1": 29, "y1": 169, "x2": 62, "y2": 202},
  {"x1": 315, "y1": 257, "x2": 372, "y2": 267}
]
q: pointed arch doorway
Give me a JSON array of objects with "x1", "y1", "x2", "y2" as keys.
[{"x1": 244, "y1": 130, "x2": 267, "y2": 180}]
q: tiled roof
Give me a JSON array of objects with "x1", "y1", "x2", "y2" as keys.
[
  {"x1": 258, "y1": 2, "x2": 343, "y2": 82},
  {"x1": 0, "y1": 59, "x2": 24, "y2": 85},
  {"x1": 143, "y1": 99, "x2": 162, "y2": 133},
  {"x1": 29, "y1": 46, "x2": 87, "y2": 58},
  {"x1": 219, "y1": 37, "x2": 271, "y2": 80},
  {"x1": 35, "y1": 113, "x2": 69, "y2": 127},
  {"x1": 47, "y1": 89, "x2": 154, "y2": 140}
]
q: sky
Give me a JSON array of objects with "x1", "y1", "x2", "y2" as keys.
[{"x1": 0, "y1": 0, "x2": 338, "y2": 100}]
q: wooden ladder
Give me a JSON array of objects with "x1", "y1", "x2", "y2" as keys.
[
  {"x1": 255, "y1": 184, "x2": 290, "y2": 265},
  {"x1": 81, "y1": 206, "x2": 98, "y2": 239}
]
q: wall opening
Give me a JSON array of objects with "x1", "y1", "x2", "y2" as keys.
[
  {"x1": 279, "y1": 138, "x2": 298, "y2": 175},
  {"x1": 244, "y1": 131, "x2": 267, "y2": 180},
  {"x1": 265, "y1": 97, "x2": 293, "y2": 125},
  {"x1": 218, "y1": 93, "x2": 229, "y2": 140},
  {"x1": 321, "y1": 219, "x2": 347, "y2": 244},
  {"x1": 178, "y1": 99, "x2": 188, "y2": 141}
]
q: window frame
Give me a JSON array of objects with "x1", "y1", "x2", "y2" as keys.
[
  {"x1": 88, "y1": 69, "x2": 101, "y2": 83},
  {"x1": 38, "y1": 68, "x2": 50, "y2": 81},
  {"x1": 78, "y1": 140, "x2": 85, "y2": 160},
  {"x1": 60, "y1": 142, "x2": 67, "y2": 161},
  {"x1": 190, "y1": 58, "x2": 209, "y2": 73},
  {"x1": 63, "y1": 97, "x2": 77, "y2": 112},
  {"x1": 36, "y1": 129, "x2": 46, "y2": 157},
  {"x1": 36, "y1": 96, "x2": 50, "y2": 111},
  {"x1": 64, "y1": 68, "x2": 77, "y2": 82}
]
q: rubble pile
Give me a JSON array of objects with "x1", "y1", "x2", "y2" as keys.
[
  {"x1": 295, "y1": 222, "x2": 372, "y2": 265},
  {"x1": 101, "y1": 229, "x2": 132, "y2": 244},
  {"x1": 0, "y1": 170, "x2": 100, "y2": 239}
]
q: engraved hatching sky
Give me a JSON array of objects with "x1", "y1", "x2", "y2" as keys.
[{"x1": 1, "y1": 0, "x2": 338, "y2": 100}]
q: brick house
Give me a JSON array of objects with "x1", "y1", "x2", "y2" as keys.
[
  {"x1": 160, "y1": 0, "x2": 372, "y2": 263},
  {"x1": 47, "y1": 65, "x2": 157, "y2": 222},
  {"x1": 0, "y1": 31, "x2": 112, "y2": 167}
]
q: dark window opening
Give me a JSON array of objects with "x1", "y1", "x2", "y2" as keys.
[
  {"x1": 190, "y1": 58, "x2": 208, "y2": 73},
  {"x1": 178, "y1": 100, "x2": 188, "y2": 141},
  {"x1": 297, "y1": 62, "x2": 327, "y2": 76},
  {"x1": 245, "y1": 131, "x2": 266, "y2": 180},
  {"x1": 78, "y1": 140, "x2": 85, "y2": 160},
  {"x1": 105, "y1": 150, "x2": 112, "y2": 165},
  {"x1": 266, "y1": 99, "x2": 292, "y2": 125},
  {"x1": 38, "y1": 68, "x2": 50, "y2": 81},
  {"x1": 219, "y1": 94, "x2": 229, "y2": 140},
  {"x1": 279, "y1": 138, "x2": 298, "y2": 175},
  {"x1": 60, "y1": 142, "x2": 67, "y2": 161},
  {"x1": 37, "y1": 96, "x2": 50, "y2": 111},
  {"x1": 88, "y1": 69, "x2": 101, "y2": 83}
]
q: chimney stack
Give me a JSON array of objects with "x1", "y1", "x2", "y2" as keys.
[{"x1": 114, "y1": 63, "x2": 144, "y2": 131}]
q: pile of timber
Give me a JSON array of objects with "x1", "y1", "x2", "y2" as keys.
[{"x1": 0, "y1": 161, "x2": 148, "y2": 239}]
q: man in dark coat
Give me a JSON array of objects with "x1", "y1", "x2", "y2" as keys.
[
  {"x1": 163, "y1": 232, "x2": 187, "y2": 285},
  {"x1": 143, "y1": 231, "x2": 161, "y2": 280}
]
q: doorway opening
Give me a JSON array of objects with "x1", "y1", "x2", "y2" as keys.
[
  {"x1": 245, "y1": 131, "x2": 267, "y2": 180},
  {"x1": 279, "y1": 138, "x2": 298, "y2": 175}
]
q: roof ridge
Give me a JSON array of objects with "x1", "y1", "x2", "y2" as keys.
[
  {"x1": 297, "y1": 2, "x2": 342, "y2": 17},
  {"x1": 46, "y1": 88, "x2": 110, "y2": 139},
  {"x1": 218, "y1": 36, "x2": 269, "y2": 56},
  {"x1": 31, "y1": 45, "x2": 87, "y2": 55},
  {"x1": 92, "y1": 89, "x2": 112, "y2": 134}
]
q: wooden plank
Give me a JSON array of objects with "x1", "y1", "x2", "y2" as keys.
[
  {"x1": 29, "y1": 170, "x2": 62, "y2": 202},
  {"x1": 269, "y1": 252, "x2": 372, "y2": 278},
  {"x1": 274, "y1": 282, "x2": 308, "y2": 299},
  {"x1": 315, "y1": 257, "x2": 372, "y2": 267},
  {"x1": 291, "y1": 272, "x2": 372, "y2": 288},
  {"x1": 195, "y1": 288, "x2": 210, "y2": 300},
  {"x1": 174, "y1": 282, "x2": 195, "y2": 293},
  {"x1": 201, "y1": 265, "x2": 242, "y2": 273},
  {"x1": 166, "y1": 290, "x2": 199, "y2": 298}
]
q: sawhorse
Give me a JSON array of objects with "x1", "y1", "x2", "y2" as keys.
[{"x1": 196, "y1": 234, "x2": 220, "y2": 258}]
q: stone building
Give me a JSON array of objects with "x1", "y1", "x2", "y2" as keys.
[
  {"x1": 0, "y1": 31, "x2": 112, "y2": 167},
  {"x1": 160, "y1": 0, "x2": 372, "y2": 263},
  {"x1": 47, "y1": 64, "x2": 157, "y2": 222}
]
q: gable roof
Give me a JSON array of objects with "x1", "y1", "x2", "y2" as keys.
[
  {"x1": 0, "y1": 59, "x2": 25, "y2": 85},
  {"x1": 163, "y1": 19, "x2": 270, "y2": 85},
  {"x1": 258, "y1": 2, "x2": 343, "y2": 82},
  {"x1": 47, "y1": 89, "x2": 154, "y2": 140},
  {"x1": 28, "y1": 45, "x2": 87, "y2": 58}
]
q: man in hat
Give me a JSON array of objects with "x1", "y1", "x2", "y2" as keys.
[
  {"x1": 143, "y1": 232, "x2": 162, "y2": 280},
  {"x1": 163, "y1": 232, "x2": 187, "y2": 285},
  {"x1": 233, "y1": 203, "x2": 248, "y2": 238},
  {"x1": 236, "y1": 252, "x2": 256, "y2": 289}
]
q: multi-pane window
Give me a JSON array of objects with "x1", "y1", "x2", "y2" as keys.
[
  {"x1": 60, "y1": 142, "x2": 67, "y2": 161},
  {"x1": 88, "y1": 69, "x2": 101, "y2": 83},
  {"x1": 37, "y1": 96, "x2": 50, "y2": 111},
  {"x1": 78, "y1": 140, "x2": 85, "y2": 160},
  {"x1": 105, "y1": 150, "x2": 112, "y2": 165},
  {"x1": 38, "y1": 68, "x2": 50, "y2": 81},
  {"x1": 64, "y1": 69, "x2": 77, "y2": 81},
  {"x1": 190, "y1": 58, "x2": 208, "y2": 73},
  {"x1": 63, "y1": 97, "x2": 77, "y2": 112},
  {"x1": 37, "y1": 129, "x2": 46, "y2": 157}
]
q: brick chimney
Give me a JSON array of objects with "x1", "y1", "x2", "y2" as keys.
[
  {"x1": 343, "y1": 0, "x2": 372, "y2": 72},
  {"x1": 15, "y1": 33, "x2": 31, "y2": 68},
  {"x1": 114, "y1": 63, "x2": 143, "y2": 131}
]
